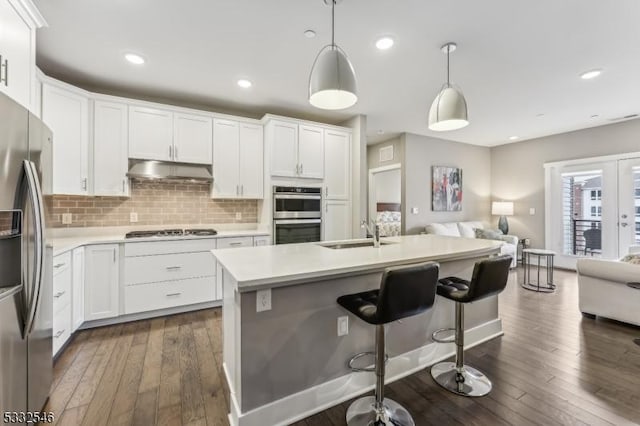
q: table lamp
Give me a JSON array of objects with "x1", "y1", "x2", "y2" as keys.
[{"x1": 492, "y1": 201, "x2": 514, "y2": 234}]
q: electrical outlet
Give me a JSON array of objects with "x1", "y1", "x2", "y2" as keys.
[
  {"x1": 62, "y1": 213, "x2": 72, "y2": 225},
  {"x1": 235, "y1": 212, "x2": 242, "y2": 220},
  {"x1": 411, "y1": 207, "x2": 419, "y2": 214},
  {"x1": 337, "y1": 316, "x2": 349, "y2": 336},
  {"x1": 130, "y1": 212, "x2": 138, "y2": 223},
  {"x1": 529, "y1": 208, "x2": 536, "y2": 215},
  {"x1": 256, "y1": 289, "x2": 271, "y2": 312}
]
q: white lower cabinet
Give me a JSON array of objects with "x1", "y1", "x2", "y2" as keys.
[
  {"x1": 71, "y1": 247, "x2": 85, "y2": 331},
  {"x1": 52, "y1": 252, "x2": 72, "y2": 355},
  {"x1": 323, "y1": 200, "x2": 352, "y2": 241},
  {"x1": 253, "y1": 235, "x2": 271, "y2": 246},
  {"x1": 123, "y1": 238, "x2": 217, "y2": 314},
  {"x1": 84, "y1": 244, "x2": 120, "y2": 321}
]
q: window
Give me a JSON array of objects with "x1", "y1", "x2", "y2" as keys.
[
  {"x1": 590, "y1": 206, "x2": 602, "y2": 217},
  {"x1": 635, "y1": 188, "x2": 640, "y2": 198},
  {"x1": 590, "y1": 190, "x2": 602, "y2": 200},
  {"x1": 591, "y1": 206, "x2": 596, "y2": 215},
  {"x1": 636, "y1": 206, "x2": 640, "y2": 216}
]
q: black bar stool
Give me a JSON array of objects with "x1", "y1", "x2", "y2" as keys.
[
  {"x1": 430, "y1": 255, "x2": 512, "y2": 397},
  {"x1": 337, "y1": 262, "x2": 439, "y2": 426}
]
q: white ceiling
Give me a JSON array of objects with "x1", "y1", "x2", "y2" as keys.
[{"x1": 34, "y1": 0, "x2": 640, "y2": 146}]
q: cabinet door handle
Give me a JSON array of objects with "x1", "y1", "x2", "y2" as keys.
[
  {"x1": 113, "y1": 249, "x2": 116, "y2": 263},
  {"x1": 175, "y1": 146, "x2": 178, "y2": 160},
  {"x1": 54, "y1": 329, "x2": 65, "y2": 339},
  {"x1": 53, "y1": 291, "x2": 66, "y2": 298},
  {"x1": 325, "y1": 187, "x2": 328, "y2": 197},
  {"x1": 300, "y1": 163, "x2": 304, "y2": 174},
  {"x1": 53, "y1": 263, "x2": 66, "y2": 269},
  {"x1": 229, "y1": 242, "x2": 243, "y2": 246},
  {"x1": 122, "y1": 179, "x2": 126, "y2": 193},
  {"x1": 241, "y1": 185, "x2": 244, "y2": 196},
  {"x1": 166, "y1": 292, "x2": 182, "y2": 297},
  {"x1": 295, "y1": 164, "x2": 299, "y2": 175},
  {"x1": 81, "y1": 178, "x2": 87, "y2": 191},
  {"x1": 166, "y1": 266, "x2": 182, "y2": 270},
  {"x1": 0, "y1": 55, "x2": 7, "y2": 86},
  {"x1": 169, "y1": 145, "x2": 173, "y2": 159},
  {"x1": 326, "y1": 203, "x2": 328, "y2": 212}
]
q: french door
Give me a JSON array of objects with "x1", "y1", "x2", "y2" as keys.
[{"x1": 546, "y1": 155, "x2": 640, "y2": 269}]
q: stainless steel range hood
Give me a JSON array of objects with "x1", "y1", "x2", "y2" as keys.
[{"x1": 127, "y1": 160, "x2": 213, "y2": 182}]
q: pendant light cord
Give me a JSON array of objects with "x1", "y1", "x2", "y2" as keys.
[
  {"x1": 446, "y1": 46, "x2": 450, "y2": 87},
  {"x1": 331, "y1": 0, "x2": 335, "y2": 47}
]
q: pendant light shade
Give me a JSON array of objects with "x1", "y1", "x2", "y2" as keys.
[
  {"x1": 308, "y1": 0, "x2": 357, "y2": 110},
  {"x1": 428, "y1": 43, "x2": 469, "y2": 131}
]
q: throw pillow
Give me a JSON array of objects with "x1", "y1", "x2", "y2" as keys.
[
  {"x1": 474, "y1": 228, "x2": 504, "y2": 241},
  {"x1": 620, "y1": 254, "x2": 640, "y2": 265}
]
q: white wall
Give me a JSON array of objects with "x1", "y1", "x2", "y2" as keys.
[{"x1": 374, "y1": 169, "x2": 401, "y2": 203}]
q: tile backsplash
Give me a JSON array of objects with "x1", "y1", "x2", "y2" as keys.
[{"x1": 47, "y1": 179, "x2": 258, "y2": 228}]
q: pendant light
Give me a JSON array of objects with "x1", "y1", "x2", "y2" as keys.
[
  {"x1": 428, "y1": 42, "x2": 469, "y2": 131},
  {"x1": 308, "y1": 0, "x2": 357, "y2": 110}
]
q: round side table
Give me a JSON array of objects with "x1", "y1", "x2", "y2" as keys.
[{"x1": 522, "y1": 249, "x2": 556, "y2": 293}]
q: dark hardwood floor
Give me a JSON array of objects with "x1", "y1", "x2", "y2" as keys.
[{"x1": 48, "y1": 267, "x2": 640, "y2": 425}]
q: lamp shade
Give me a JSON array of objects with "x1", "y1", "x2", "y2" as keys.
[
  {"x1": 492, "y1": 201, "x2": 514, "y2": 216},
  {"x1": 428, "y1": 85, "x2": 469, "y2": 131},
  {"x1": 309, "y1": 45, "x2": 357, "y2": 110}
]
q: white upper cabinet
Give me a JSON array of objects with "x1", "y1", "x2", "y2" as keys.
[
  {"x1": 213, "y1": 119, "x2": 240, "y2": 198},
  {"x1": 0, "y1": 0, "x2": 41, "y2": 110},
  {"x1": 269, "y1": 120, "x2": 298, "y2": 178},
  {"x1": 173, "y1": 112, "x2": 212, "y2": 164},
  {"x1": 213, "y1": 119, "x2": 263, "y2": 199},
  {"x1": 93, "y1": 100, "x2": 129, "y2": 196},
  {"x1": 323, "y1": 129, "x2": 351, "y2": 200},
  {"x1": 129, "y1": 106, "x2": 212, "y2": 165},
  {"x1": 41, "y1": 82, "x2": 89, "y2": 195},
  {"x1": 238, "y1": 122, "x2": 263, "y2": 198},
  {"x1": 298, "y1": 125, "x2": 324, "y2": 179},
  {"x1": 128, "y1": 106, "x2": 173, "y2": 161}
]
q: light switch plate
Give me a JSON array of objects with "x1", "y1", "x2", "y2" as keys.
[
  {"x1": 130, "y1": 212, "x2": 138, "y2": 223},
  {"x1": 337, "y1": 316, "x2": 349, "y2": 336},
  {"x1": 62, "y1": 213, "x2": 72, "y2": 225},
  {"x1": 529, "y1": 208, "x2": 536, "y2": 215},
  {"x1": 256, "y1": 289, "x2": 272, "y2": 312}
]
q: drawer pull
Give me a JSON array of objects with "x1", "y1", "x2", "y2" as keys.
[
  {"x1": 53, "y1": 291, "x2": 66, "y2": 298},
  {"x1": 166, "y1": 292, "x2": 182, "y2": 297},
  {"x1": 166, "y1": 266, "x2": 182, "y2": 270},
  {"x1": 54, "y1": 263, "x2": 66, "y2": 269},
  {"x1": 54, "y1": 330, "x2": 65, "y2": 339},
  {"x1": 229, "y1": 242, "x2": 243, "y2": 246}
]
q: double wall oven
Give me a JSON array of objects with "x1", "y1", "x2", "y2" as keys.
[{"x1": 273, "y1": 186, "x2": 322, "y2": 244}]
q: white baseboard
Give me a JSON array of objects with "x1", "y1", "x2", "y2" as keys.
[
  {"x1": 228, "y1": 319, "x2": 503, "y2": 426},
  {"x1": 80, "y1": 300, "x2": 221, "y2": 329}
]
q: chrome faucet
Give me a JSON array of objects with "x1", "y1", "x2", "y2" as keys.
[{"x1": 361, "y1": 220, "x2": 381, "y2": 248}]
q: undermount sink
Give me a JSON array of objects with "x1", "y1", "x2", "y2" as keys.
[{"x1": 319, "y1": 240, "x2": 395, "y2": 249}]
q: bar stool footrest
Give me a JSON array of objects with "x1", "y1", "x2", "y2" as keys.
[
  {"x1": 431, "y1": 328, "x2": 456, "y2": 343},
  {"x1": 348, "y1": 351, "x2": 389, "y2": 373}
]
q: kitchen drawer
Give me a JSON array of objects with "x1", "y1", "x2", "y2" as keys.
[
  {"x1": 52, "y1": 282, "x2": 71, "y2": 315},
  {"x1": 124, "y1": 276, "x2": 215, "y2": 314},
  {"x1": 216, "y1": 236, "x2": 253, "y2": 249},
  {"x1": 53, "y1": 304, "x2": 72, "y2": 356},
  {"x1": 124, "y1": 251, "x2": 215, "y2": 286},
  {"x1": 125, "y1": 238, "x2": 217, "y2": 257},
  {"x1": 53, "y1": 252, "x2": 71, "y2": 276}
]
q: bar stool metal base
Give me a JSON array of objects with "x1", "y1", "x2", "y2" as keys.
[
  {"x1": 430, "y1": 362, "x2": 492, "y2": 397},
  {"x1": 346, "y1": 396, "x2": 415, "y2": 426}
]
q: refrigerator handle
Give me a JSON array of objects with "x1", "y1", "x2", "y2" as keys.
[{"x1": 21, "y1": 161, "x2": 45, "y2": 336}]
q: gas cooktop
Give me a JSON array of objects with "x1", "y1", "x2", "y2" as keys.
[{"x1": 124, "y1": 228, "x2": 218, "y2": 239}]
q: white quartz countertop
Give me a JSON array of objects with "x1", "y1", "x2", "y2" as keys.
[
  {"x1": 212, "y1": 235, "x2": 503, "y2": 292},
  {"x1": 51, "y1": 229, "x2": 269, "y2": 256}
]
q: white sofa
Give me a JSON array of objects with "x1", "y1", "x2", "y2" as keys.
[
  {"x1": 576, "y1": 257, "x2": 640, "y2": 326},
  {"x1": 425, "y1": 221, "x2": 518, "y2": 268}
]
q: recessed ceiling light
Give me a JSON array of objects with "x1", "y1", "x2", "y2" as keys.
[
  {"x1": 375, "y1": 36, "x2": 394, "y2": 50},
  {"x1": 536, "y1": 113, "x2": 545, "y2": 118},
  {"x1": 304, "y1": 30, "x2": 316, "y2": 38},
  {"x1": 237, "y1": 79, "x2": 252, "y2": 88},
  {"x1": 580, "y1": 69, "x2": 602, "y2": 80},
  {"x1": 377, "y1": 130, "x2": 385, "y2": 135},
  {"x1": 509, "y1": 136, "x2": 519, "y2": 141},
  {"x1": 124, "y1": 53, "x2": 145, "y2": 65}
]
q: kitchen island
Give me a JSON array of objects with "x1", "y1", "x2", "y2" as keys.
[{"x1": 212, "y1": 234, "x2": 504, "y2": 426}]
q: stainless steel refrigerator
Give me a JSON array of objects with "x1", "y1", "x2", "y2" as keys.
[{"x1": 0, "y1": 92, "x2": 53, "y2": 423}]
